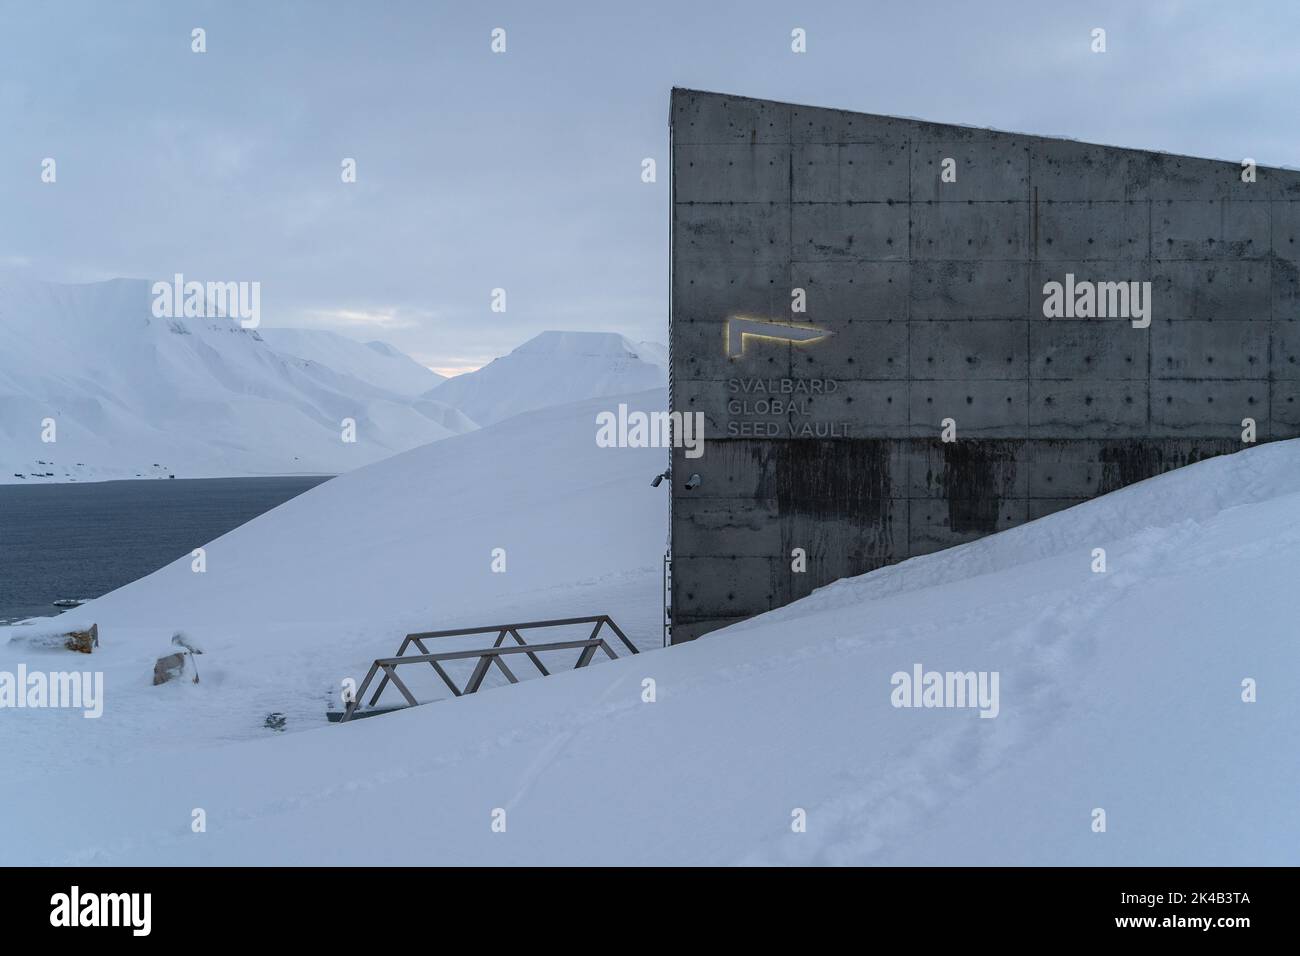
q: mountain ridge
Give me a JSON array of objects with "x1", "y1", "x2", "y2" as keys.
[
  {"x1": 427, "y1": 329, "x2": 667, "y2": 426},
  {"x1": 0, "y1": 278, "x2": 473, "y2": 483}
]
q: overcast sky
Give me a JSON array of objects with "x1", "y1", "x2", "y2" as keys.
[{"x1": 2, "y1": 0, "x2": 1297, "y2": 374}]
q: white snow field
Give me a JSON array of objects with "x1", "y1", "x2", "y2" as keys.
[
  {"x1": 1, "y1": 390, "x2": 1298, "y2": 865},
  {"x1": 426, "y1": 330, "x2": 667, "y2": 426},
  {"x1": 254, "y1": 328, "x2": 446, "y2": 398},
  {"x1": 0, "y1": 278, "x2": 475, "y2": 483}
]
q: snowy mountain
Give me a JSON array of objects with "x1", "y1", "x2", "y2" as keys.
[
  {"x1": 426, "y1": 330, "x2": 667, "y2": 426},
  {"x1": 0, "y1": 278, "x2": 476, "y2": 483},
  {"x1": 257, "y1": 328, "x2": 445, "y2": 398},
  {"x1": 1, "y1": 389, "x2": 1296, "y2": 865}
]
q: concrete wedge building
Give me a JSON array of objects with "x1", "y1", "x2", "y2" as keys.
[{"x1": 669, "y1": 88, "x2": 1300, "y2": 643}]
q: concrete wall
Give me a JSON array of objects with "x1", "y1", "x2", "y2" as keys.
[{"x1": 669, "y1": 88, "x2": 1300, "y2": 642}]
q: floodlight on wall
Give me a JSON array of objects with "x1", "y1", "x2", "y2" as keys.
[{"x1": 684, "y1": 473, "x2": 702, "y2": 490}]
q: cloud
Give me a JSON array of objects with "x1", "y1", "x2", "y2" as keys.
[
  {"x1": 4, "y1": 0, "x2": 1298, "y2": 375},
  {"x1": 306, "y1": 307, "x2": 422, "y2": 331}
]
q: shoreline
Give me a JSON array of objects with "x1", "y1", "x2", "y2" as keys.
[{"x1": 0, "y1": 472, "x2": 336, "y2": 488}]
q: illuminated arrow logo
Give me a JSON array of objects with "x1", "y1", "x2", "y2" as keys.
[{"x1": 726, "y1": 317, "x2": 834, "y2": 358}]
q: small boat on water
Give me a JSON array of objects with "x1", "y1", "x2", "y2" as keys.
[{"x1": 52, "y1": 598, "x2": 87, "y2": 609}]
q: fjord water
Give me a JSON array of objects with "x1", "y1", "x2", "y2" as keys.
[{"x1": 0, "y1": 477, "x2": 329, "y2": 622}]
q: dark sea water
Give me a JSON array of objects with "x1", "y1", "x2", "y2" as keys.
[{"x1": 0, "y1": 477, "x2": 330, "y2": 623}]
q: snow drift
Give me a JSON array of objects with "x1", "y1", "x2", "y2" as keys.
[
  {"x1": 0, "y1": 388, "x2": 1297, "y2": 865},
  {"x1": 0, "y1": 389, "x2": 671, "y2": 783}
]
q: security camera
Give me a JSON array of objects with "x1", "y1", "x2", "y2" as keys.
[
  {"x1": 684, "y1": 473, "x2": 702, "y2": 490},
  {"x1": 651, "y1": 469, "x2": 671, "y2": 488}
]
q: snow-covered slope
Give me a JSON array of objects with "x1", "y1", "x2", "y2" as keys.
[
  {"x1": 258, "y1": 328, "x2": 445, "y2": 398},
  {"x1": 632, "y1": 340, "x2": 668, "y2": 368},
  {"x1": 0, "y1": 279, "x2": 475, "y2": 482},
  {"x1": 1, "y1": 392, "x2": 1297, "y2": 865},
  {"x1": 426, "y1": 330, "x2": 667, "y2": 426},
  {"x1": 0, "y1": 389, "x2": 671, "y2": 784}
]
